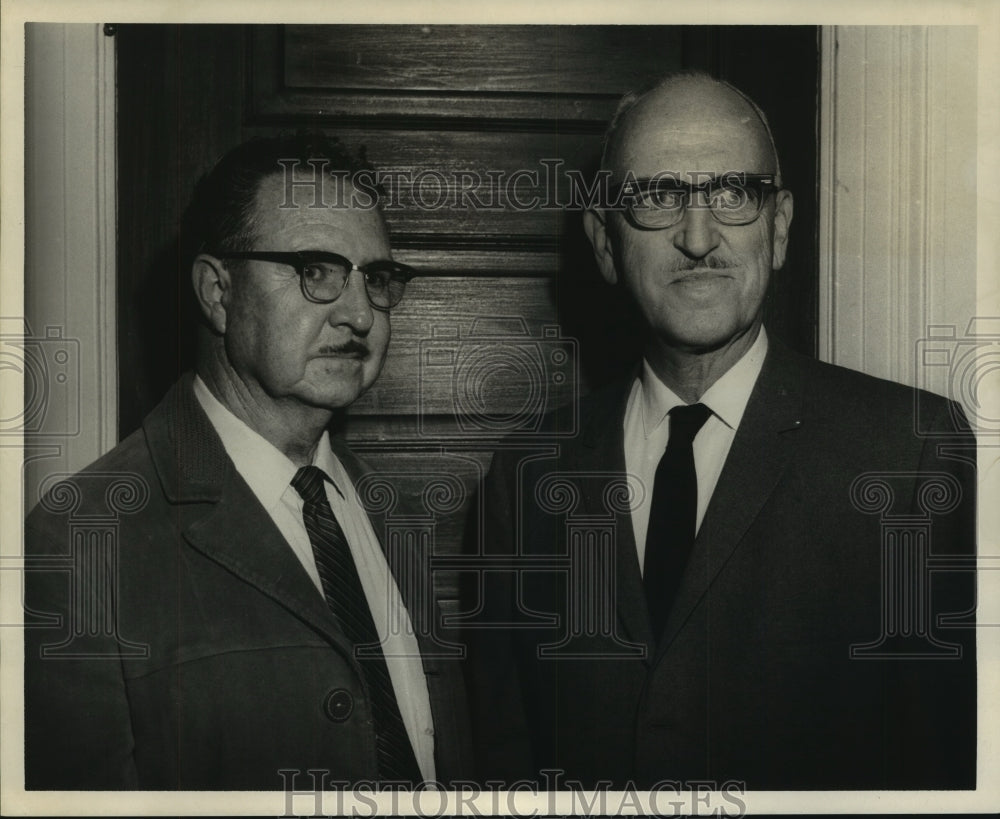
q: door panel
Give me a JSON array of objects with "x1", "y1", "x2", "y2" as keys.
[{"x1": 116, "y1": 24, "x2": 819, "y2": 598}]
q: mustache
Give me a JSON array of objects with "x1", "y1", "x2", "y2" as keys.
[
  {"x1": 667, "y1": 256, "x2": 737, "y2": 273},
  {"x1": 317, "y1": 340, "x2": 369, "y2": 357}
]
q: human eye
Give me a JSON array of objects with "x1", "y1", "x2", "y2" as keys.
[
  {"x1": 300, "y1": 262, "x2": 336, "y2": 283},
  {"x1": 710, "y1": 184, "x2": 752, "y2": 211},
  {"x1": 301, "y1": 261, "x2": 348, "y2": 300},
  {"x1": 301, "y1": 262, "x2": 323, "y2": 280},
  {"x1": 640, "y1": 184, "x2": 685, "y2": 211},
  {"x1": 363, "y1": 269, "x2": 391, "y2": 292}
]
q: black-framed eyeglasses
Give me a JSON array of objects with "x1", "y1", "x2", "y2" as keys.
[
  {"x1": 212, "y1": 250, "x2": 415, "y2": 311},
  {"x1": 611, "y1": 173, "x2": 779, "y2": 230}
]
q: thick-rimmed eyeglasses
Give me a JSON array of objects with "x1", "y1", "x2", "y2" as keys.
[
  {"x1": 611, "y1": 173, "x2": 779, "y2": 230},
  {"x1": 212, "y1": 250, "x2": 415, "y2": 311}
]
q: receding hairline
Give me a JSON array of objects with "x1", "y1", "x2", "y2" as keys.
[
  {"x1": 249, "y1": 169, "x2": 391, "y2": 242},
  {"x1": 601, "y1": 72, "x2": 783, "y2": 185}
]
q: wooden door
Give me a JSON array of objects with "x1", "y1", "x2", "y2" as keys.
[{"x1": 116, "y1": 24, "x2": 819, "y2": 606}]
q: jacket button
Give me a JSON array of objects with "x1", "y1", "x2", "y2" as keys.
[{"x1": 323, "y1": 688, "x2": 354, "y2": 722}]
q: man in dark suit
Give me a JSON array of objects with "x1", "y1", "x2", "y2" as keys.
[
  {"x1": 25, "y1": 134, "x2": 470, "y2": 789},
  {"x1": 467, "y1": 72, "x2": 976, "y2": 790}
]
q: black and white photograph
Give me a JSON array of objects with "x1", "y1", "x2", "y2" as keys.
[{"x1": 2, "y1": 0, "x2": 997, "y2": 815}]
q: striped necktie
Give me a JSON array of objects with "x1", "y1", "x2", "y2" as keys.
[{"x1": 292, "y1": 465, "x2": 421, "y2": 783}]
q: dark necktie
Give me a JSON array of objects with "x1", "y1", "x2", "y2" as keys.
[
  {"x1": 643, "y1": 402, "x2": 712, "y2": 642},
  {"x1": 292, "y1": 465, "x2": 421, "y2": 783}
]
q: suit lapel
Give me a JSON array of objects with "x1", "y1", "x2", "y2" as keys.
[
  {"x1": 143, "y1": 378, "x2": 471, "y2": 778},
  {"x1": 654, "y1": 343, "x2": 805, "y2": 660},
  {"x1": 143, "y1": 376, "x2": 356, "y2": 654},
  {"x1": 577, "y1": 378, "x2": 656, "y2": 657},
  {"x1": 183, "y1": 482, "x2": 353, "y2": 650}
]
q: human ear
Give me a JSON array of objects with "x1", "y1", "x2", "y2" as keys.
[
  {"x1": 582, "y1": 208, "x2": 619, "y2": 285},
  {"x1": 770, "y1": 189, "x2": 794, "y2": 270},
  {"x1": 191, "y1": 254, "x2": 231, "y2": 334}
]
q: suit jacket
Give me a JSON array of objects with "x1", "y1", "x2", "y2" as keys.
[
  {"x1": 467, "y1": 341, "x2": 976, "y2": 790},
  {"x1": 24, "y1": 375, "x2": 471, "y2": 790}
]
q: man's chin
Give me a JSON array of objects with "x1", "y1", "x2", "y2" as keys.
[
  {"x1": 283, "y1": 376, "x2": 372, "y2": 413},
  {"x1": 295, "y1": 356, "x2": 384, "y2": 409},
  {"x1": 315, "y1": 382, "x2": 371, "y2": 410},
  {"x1": 654, "y1": 322, "x2": 759, "y2": 356}
]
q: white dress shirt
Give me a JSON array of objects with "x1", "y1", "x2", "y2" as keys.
[
  {"x1": 623, "y1": 328, "x2": 768, "y2": 574},
  {"x1": 193, "y1": 376, "x2": 436, "y2": 780}
]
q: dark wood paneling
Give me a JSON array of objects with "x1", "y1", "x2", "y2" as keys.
[
  {"x1": 116, "y1": 23, "x2": 819, "y2": 606},
  {"x1": 117, "y1": 23, "x2": 818, "y2": 452},
  {"x1": 250, "y1": 25, "x2": 684, "y2": 127},
  {"x1": 244, "y1": 125, "x2": 605, "y2": 242},
  {"x1": 285, "y1": 25, "x2": 682, "y2": 94},
  {"x1": 392, "y1": 246, "x2": 558, "y2": 277},
  {"x1": 352, "y1": 277, "x2": 575, "y2": 422}
]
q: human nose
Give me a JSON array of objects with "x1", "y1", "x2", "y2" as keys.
[
  {"x1": 327, "y1": 268, "x2": 374, "y2": 333},
  {"x1": 671, "y1": 197, "x2": 722, "y2": 259}
]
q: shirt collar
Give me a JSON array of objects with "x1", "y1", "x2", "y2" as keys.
[
  {"x1": 192, "y1": 375, "x2": 346, "y2": 506},
  {"x1": 639, "y1": 326, "x2": 768, "y2": 437}
]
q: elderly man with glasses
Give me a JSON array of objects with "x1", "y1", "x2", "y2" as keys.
[
  {"x1": 25, "y1": 134, "x2": 470, "y2": 790},
  {"x1": 468, "y1": 72, "x2": 976, "y2": 791}
]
